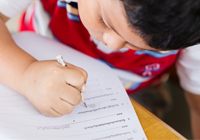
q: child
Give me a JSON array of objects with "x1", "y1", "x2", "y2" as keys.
[{"x1": 0, "y1": 0, "x2": 200, "y2": 138}]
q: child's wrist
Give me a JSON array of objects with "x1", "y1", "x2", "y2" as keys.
[{"x1": 18, "y1": 59, "x2": 38, "y2": 97}]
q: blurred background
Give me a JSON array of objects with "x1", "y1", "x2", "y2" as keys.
[
  {"x1": 131, "y1": 69, "x2": 192, "y2": 139},
  {"x1": 6, "y1": 12, "x2": 192, "y2": 139}
]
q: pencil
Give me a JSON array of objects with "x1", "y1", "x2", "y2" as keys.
[
  {"x1": 81, "y1": 92, "x2": 87, "y2": 108},
  {"x1": 56, "y1": 55, "x2": 87, "y2": 108}
]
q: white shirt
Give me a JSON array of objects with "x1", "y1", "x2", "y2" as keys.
[
  {"x1": 1, "y1": 0, "x2": 200, "y2": 95},
  {"x1": 0, "y1": 0, "x2": 33, "y2": 17},
  {"x1": 176, "y1": 44, "x2": 200, "y2": 95}
]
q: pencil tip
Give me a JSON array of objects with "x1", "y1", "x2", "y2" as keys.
[{"x1": 84, "y1": 103, "x2": 87, "y2": 108}]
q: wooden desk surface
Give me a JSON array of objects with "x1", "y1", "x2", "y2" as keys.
[{"x1": 130, "y1": 98, "x2": 187, "y2": 140}]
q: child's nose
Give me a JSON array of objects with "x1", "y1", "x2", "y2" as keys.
[{"x1": 103, "y1": 31, "x2": 126, "y2": 50}]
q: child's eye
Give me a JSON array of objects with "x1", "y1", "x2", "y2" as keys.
[{"x1": 99, "y1": 17, "x2": 109, "y2": 30}]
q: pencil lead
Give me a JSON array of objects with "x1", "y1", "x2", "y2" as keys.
[{"x1": 84, "y1": 102, "x2": 87, "y2": 108}]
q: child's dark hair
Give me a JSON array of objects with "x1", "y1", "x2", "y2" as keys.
[{"x1": 121, "y1": 0, "x2": 200, "y2": 50}]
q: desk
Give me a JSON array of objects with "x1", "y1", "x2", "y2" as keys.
[{"x1": 130, "y1": 98, "x2": 187, "y2": 139}]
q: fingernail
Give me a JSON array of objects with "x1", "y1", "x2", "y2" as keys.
[{"x1": 81, "y1": 84, "x2": 86, "y2": 93}]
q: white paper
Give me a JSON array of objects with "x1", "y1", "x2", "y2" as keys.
[{"x1": 0, "y1": 32, "x2": 147, "y2": 140}]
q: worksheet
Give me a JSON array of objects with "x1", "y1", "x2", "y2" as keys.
[{"x1": 0, "y1": 32, "x2": 147, "y2": 140}]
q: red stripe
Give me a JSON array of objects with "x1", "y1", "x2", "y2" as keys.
[{"x1": 19, "y1": 7, "x2": 36, "y2": 32}]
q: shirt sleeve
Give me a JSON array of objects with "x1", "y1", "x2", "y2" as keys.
[
  {"x1": 0, "y1": 0, "x2": 33, "y2": 17},
  {"x1": 176, "y1": 44, "x2": 200, "y2": 95}
]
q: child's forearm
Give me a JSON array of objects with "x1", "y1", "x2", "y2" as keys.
[{"x1": 0, "y1": 16, "x2": 37, "y2": 96}]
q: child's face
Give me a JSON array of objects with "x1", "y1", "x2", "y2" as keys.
[{"x1": 78, "y1": 0, "x2": 160, "y2": 52}]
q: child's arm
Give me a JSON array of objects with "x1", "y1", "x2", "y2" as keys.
[{"x1": 0, "y1": 13, "x2": 87, "y2": 117}]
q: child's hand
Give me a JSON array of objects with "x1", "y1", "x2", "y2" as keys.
[{"x1": 20, "y1": 60, "x2": 88, "y2": 117}]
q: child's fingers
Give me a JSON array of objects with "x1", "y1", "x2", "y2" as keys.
[
  {"x1": 40, "y1": 107, "x2": 63, "y2": 117},
  {"x1": 59, "y1": 84, "x2": 82, "y2": 106},
  {"x1": 65, "y1": 63, "x2": 88, "y2": 93},
  {"x1": 64, "y1": 68, "x2": 87, "y2": 91},
  {"x1": 51, "y1": 108, "x2": 63, "y2": 117},
  {"x1": 65, "y1": 63, "x2": 88, "y2": 82},
  {"x1": 81, "y1": 84, "x2": 86, "y2": 93},
  {"x1": 52, "y1": 100, "x2": 74, "y2": 116},
  {"x1": 72, "y1": 66, "x2": 88, "y2": 92},
  {"x1": 73, "y1": 66, "x2": 88, "y2": 82}
]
